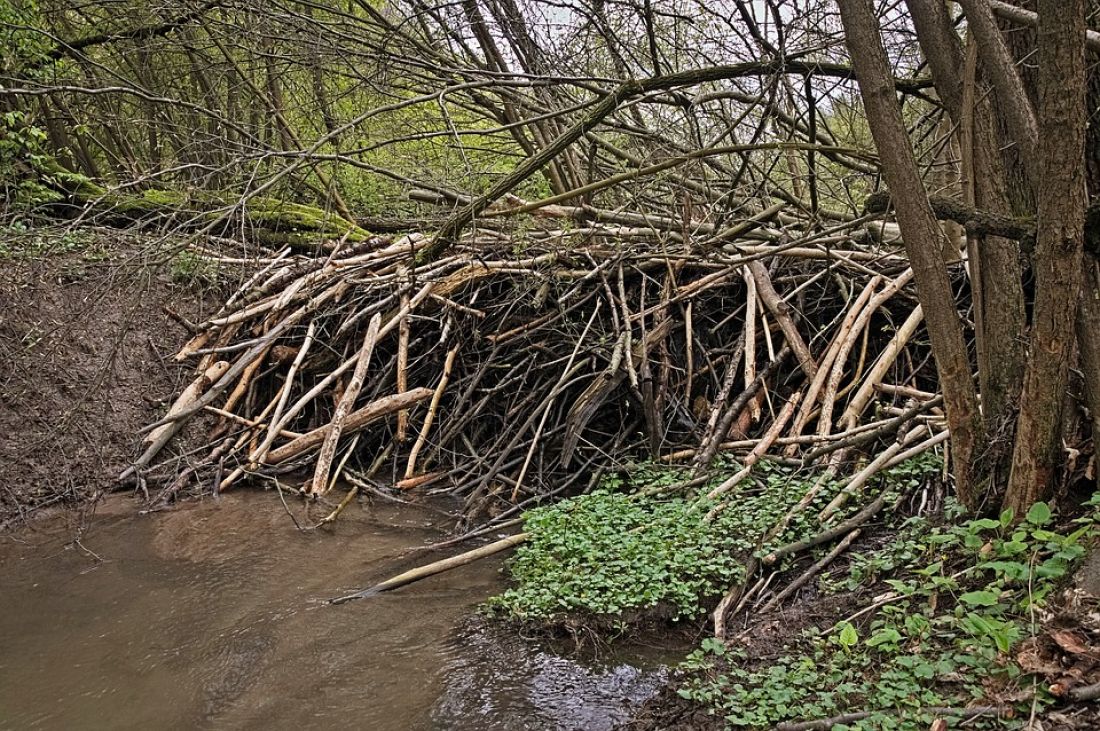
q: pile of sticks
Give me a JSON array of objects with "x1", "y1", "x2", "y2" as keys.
[{"x1": 123, "y1": 205, "x2": 950, "y2": 528}]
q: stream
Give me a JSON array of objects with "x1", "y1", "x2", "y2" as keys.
[{"x1": 0, "y1": 493, "x2": 681, "y2": 730}]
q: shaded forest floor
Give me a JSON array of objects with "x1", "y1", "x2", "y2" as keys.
[
  {"x1": 614, "y1": 509, "x2": 1100, "y2": 731},
  {"x1": 0, "y1": 225, "x2": 223, "y2": 528}
]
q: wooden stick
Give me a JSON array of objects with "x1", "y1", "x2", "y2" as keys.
[
  {"x1": 749, "y1": 260, "x2": 816, "y2": 378},
  {"x1": 705, "y1": 388, "x2": 804, "y2": 501},
  {"x1": 264, "y1": 387, "x2": 434, "y2": 465},
  {"x1": 742, "y1": 266, "x2": 759, "y2": 420},
  {"x1": 120, "y1": 360, "x2": 231, "y2": 480},
  {"x1": 818, "y1": 424, "x2": 928, "y2": 521},
  {"x1": 249, "y1": 321, "x2": 317, "y2": 465},
  {"x1": 759, "y1": 529, "x2": 861, "y2": 613},
  {"x1": 763, "y1": 492, "x2": 889, "y2": 566},
  {"x1": 841, "y1": 304, "x2": 925, "y2": 428},
  {"x1": 330, "y1": 532, "x2": 529, "y2": 603},
  {"x1": 785, "y1": 277, "x2": 879, "y2": 452},
  {"x1": 396, "y1": 284, "x2": 410, "y2": 442},
  {"x1": 405, "y1": 346, "x2": 458, "y2": 479},
  {"x1": 310, "y1": 314, "x2": 382, "y2": 496}
]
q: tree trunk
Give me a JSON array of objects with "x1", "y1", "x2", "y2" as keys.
[
  {"x1": 906, "y1": 0, "x2": 1026, "y2": 479},
  {"x1": 836, "y1": 0, "x2": 986, "y2": 508},
  {"x1": 1004, "y1": 0, "x2": 1088, "y2": 514}
]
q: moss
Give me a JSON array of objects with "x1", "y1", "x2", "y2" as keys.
[
  {"x1": 244, "y1": 197, "x2": 371, "y2": 242},
  {"x1": 32, "y1": 154, "x2": 371, "y2": 247}
]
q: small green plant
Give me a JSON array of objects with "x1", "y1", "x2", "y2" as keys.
[
  {"x1": 487, "y1": 489, "x2": 747, "y2": 621},
  {"x1": 0, "y1": 224, "x2": 99, "y2": 259},
  {"x1": 487, "y1": 456, "x2": 941, "y2": 625},
  {"x1": 676, "y1": 499, "x2": 1100, "y2": 730},
  {"x1": 170, "y1": 249, "x2": 221, "y2": 285}
]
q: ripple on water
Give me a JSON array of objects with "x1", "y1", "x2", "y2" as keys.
[{"x1": 431, "y1": 619, "x2": 670, "y2": 731}]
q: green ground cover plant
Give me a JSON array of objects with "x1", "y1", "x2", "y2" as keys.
[
  {"x1": 488, "y1": 456, "x2": 940, "y2": 625},
  {"x1": 676, "y1": 496, "x2": 1100, "y2": 729}
]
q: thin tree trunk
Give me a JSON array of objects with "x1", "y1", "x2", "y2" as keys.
[
  {"x1": 906, "y1": 0, "x2": 1026, "y2": 460},
  {"x1": 1004, "y1": 0, "x2": 1088, "y2": 513},
  {"x1": 837, "y1": 0, "x2": 986, "y2": 508},
  {"x1": 955, "y1": 0, "x2": 1040, "y2": 182}
]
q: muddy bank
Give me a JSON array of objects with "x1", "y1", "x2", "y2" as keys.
[
  {"x1": 0, "y1": 228, "x2": 219, "y2": 525},
  {"x1": 0, "y1": 492, "x2": 680, "y2": 730}
]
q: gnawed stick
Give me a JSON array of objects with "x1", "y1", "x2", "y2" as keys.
[
  {"x1": 817, "y1": 268, "x2": 914, "y2": 439},
  {"x1": 841, "y1": 303, "x2": 924, "y2": 428},
  {"x1": 882, "y1": 428, "x2": 950, "y2": 469},
  {"x1": 247, "y1": 321, "x2": 316, "y2": 466},
  {"x1": 748, "y1": 260, "x2": 816, "y2": 379},
  {"x1": 330, "y1": 532, "x2": 529, "y2": 603},
  {"x1": 705, "y1": 388, "x2": 804, "y2": 502},
  {"x1": 138, "y1": 280, "x2": 349, "y2": 437},
  {"x1": 310, "y1": 313, "x2": 381, "y2": 496},
  {"x1": 120, "y1": 360, "x2": 230, "y2": 481},
  {"x1": 264, "y1": 388, "x2": 434, "y2": 464},
  {"x1": 784, "y1": 276, "x2": 879, "y2": 453},
  {"x1": 405, "y1": 346, "x2": 458, "y2": 479},
  {"x1": 396, "y1": 284, "x2": 410, "y2": 442},
  {"x1": 742, "y1": 266, "x2": 758, "y2": 419},
  {"x1": 817, "y1": 424, "x2": 928, "y2": 521},
  {"x1": 695, "y1": 344, "x2": 789, "y2": 473},
  {"x1": 713, "y1": 556, "x2": 760, "y2": 640},
  {"x1": 802, "y1": 395, "x2": 944, "y2": 464},
  {"x1": 143, "y1": 360, "x2": 230, "y2": 447}
]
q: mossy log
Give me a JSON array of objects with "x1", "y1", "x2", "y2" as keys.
[{"x1": 40, "y1": 158, "x2": 371, "y2": 251}]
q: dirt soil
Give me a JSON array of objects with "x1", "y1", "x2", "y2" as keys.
[{"x1": 0, "y1": 226, "x2": 220, "y2": 528}]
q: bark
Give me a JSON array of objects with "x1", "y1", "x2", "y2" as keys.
[
  {"x1": 837, "y1": 0, "x2": 986, "y2": 508},
  {"x1": 955, "y1": 0, "x2": 1040, "y2": 182},
  {"x1": 1005, "y1": 0, "x2": 1088, "y2": 514},
  {"x1": 904, "y1": 0, "x2": 1027, "y2": 437},
  {"x1": 1080, "y1": 262, "x2": 1100, "y2": 443}
]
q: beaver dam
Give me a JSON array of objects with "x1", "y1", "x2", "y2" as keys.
[{"x1": 5, "y1": 0, "x2": 1100, "y2": 728}]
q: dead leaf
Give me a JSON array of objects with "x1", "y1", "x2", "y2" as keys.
[{"x1": 1052, "y1": 630, "x2": 1093, "y2": 656}]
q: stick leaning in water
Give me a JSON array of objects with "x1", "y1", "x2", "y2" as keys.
[{"x1": 329, "y1": 532, "x2": 529, "y2": 604}]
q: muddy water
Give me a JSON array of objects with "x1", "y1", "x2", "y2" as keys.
[{"x1": 0, "y1": 494, "x2": 677, "y2": 730}]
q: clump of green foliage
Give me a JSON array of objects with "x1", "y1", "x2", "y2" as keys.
[
  {"x1": 0, "y1": 221, "x2": 100, "y2": 259},
  {"x1": 677, "y1": 497, "x2": 1100, "y2": 730},
  {"x1": 488, "y1": 489, "x2": 745, "y2": 621},
  {"x1": 0, "y1": 4, "x2": 90, "y2": 213},
  {"x1": 488, "y1": 456, "x2": 940, "y2": 624},
  {"x1": 170, "y1": 249, "x2": 222, "y2": 285}
]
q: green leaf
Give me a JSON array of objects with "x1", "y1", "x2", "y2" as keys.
[
  {"x1": 837, "y1": 621, "x2": 859, "y2": 649},
  {"x1": 959, "y1": 590, "x2": 1000, "y2": 607},
  {"x1": 867, "y1": 627, "x2": 903, "y2": 647},
  {"x1": 1026, "y1": 502, "x2": 1053, "y2": 526}
]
